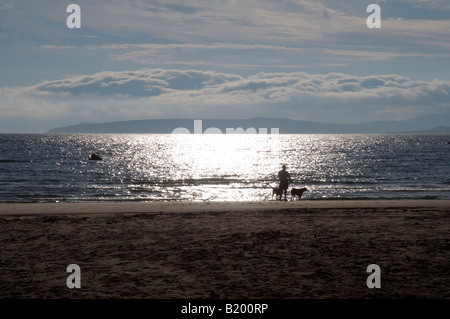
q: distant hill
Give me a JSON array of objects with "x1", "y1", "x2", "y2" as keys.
[
  {"x1": 47, "y1": 112, "x2": 450, "y2": 134},
  {"x1": 399, "y1": 126, "x2": 450, "y2": 134}
]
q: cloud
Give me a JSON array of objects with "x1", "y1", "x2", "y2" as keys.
[
  {"x1": 33, "y1": 69, "x2": 449, "y2": 107},
  {"x1": 6, "y1": 0, "x2": 450, "y2": 49},
  {"x1": 34, "y1": 69, "x2": 242, "y2": 96},
  {"x1": 2, "y1": 0, "x2": 450, "y2": 133},
  {"x1": 39, "y1": 42, "x2": 450, "y2": 77},
  {"x1": 1, "y1": 69, "x2": 449, "y2": 132},
  {"x1": 4, "y1": 0, "x2": 450, "y2": 88},
  {"x1": 0, "y1": 87, "x2": 70, "y2": 118}
]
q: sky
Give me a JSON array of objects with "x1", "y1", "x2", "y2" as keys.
[{"x1": 0, "y1": 0, "x2": 449, "y2": 133}]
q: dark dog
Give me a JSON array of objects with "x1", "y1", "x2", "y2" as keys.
[
  {"x1": 272, "y1": 187, "x2": 284, "y2": 200},
  {"x1": 291, "y1": 187, "x2": 308, "y2": 200}
]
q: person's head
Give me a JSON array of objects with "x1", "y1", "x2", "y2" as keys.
[{"x1": 282, "y1": 165, "x2": 286, "y2": 170}]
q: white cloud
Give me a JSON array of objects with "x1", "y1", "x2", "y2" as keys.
[
  {"x1": 2, "y1": 0, "x2": 450, "y2": 132},
  {"x1": 34, "y1": 69, "x2": 243, "y2": 96},
  {"x1": 1, "y1": 69, "x2": 449, "y2": 132},
  {"x1": 0, "y1": 87, "x2": 70, "y2": 118},
  {"x1": 6, "y1": 0, "x2": 450, "y2": 49},
  {"x1": 3, "y1": 0, "x2": 450, "y2": 89}
]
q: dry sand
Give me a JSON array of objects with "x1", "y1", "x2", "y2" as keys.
[{"x1": 0, "y1": 200, "x2": 449, "y2": 299}]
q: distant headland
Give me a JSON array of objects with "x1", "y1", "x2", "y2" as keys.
[{"x1": 47, "y1": 112, "x2": 450, "y2": 134}]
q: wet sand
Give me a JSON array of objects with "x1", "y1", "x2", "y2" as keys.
[{"x1": 0, "y1": 200, "x2": 449, "y2": 299}]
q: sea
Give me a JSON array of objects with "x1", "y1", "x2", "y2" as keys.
[{"x1": 0, "y1": 134, "x2": 449, "y2": 203}]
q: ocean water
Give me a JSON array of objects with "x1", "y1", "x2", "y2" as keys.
[{"x1": 0, "y1": 134, "x2": 449, "y2": 202}]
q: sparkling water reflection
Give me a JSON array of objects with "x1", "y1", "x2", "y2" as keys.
[{"x1": 0, "y1": 134, "x2": 449, "y2": 202}]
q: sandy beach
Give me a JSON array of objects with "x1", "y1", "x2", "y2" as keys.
[{"x1": 1, "y1": 200, "x2": 449, "y2": 299}]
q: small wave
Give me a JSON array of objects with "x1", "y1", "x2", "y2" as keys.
[
  {"x1": 168, "y1": 178, "x2": 244, "y2": 186},
  {"x1": 300, "y1": 180, "x2": 373, "y2": 185},
  {"x1": 419, "y1": 195, "x2": 440, "y2": 200},
  {"x1": 0, "y1": 159, "x2": 28, "y2": 163}
]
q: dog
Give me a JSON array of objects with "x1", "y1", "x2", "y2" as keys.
[
  {"x1": 291, "y1": 187, "x2": 308, "y2": 200},
  {"x1": 272, "y1": 187, "x2": 284, "y2": 200}
]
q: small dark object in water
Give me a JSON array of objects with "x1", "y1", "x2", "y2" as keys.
[{"x1": 89, "y1": 153, "x2": 102, "y2": 160}]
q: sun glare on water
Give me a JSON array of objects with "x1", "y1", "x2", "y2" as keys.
[{"x1": 168, "y1": 134, "x2": 284, "y2": 201}]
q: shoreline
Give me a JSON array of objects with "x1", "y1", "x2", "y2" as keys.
[{"x1": 1, "y1": 199, "x2": 450, "y2": 216}]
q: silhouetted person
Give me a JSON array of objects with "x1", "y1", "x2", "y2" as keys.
[{"x1": 278, "y1": 165, "x2": 292, "y2": 200}]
